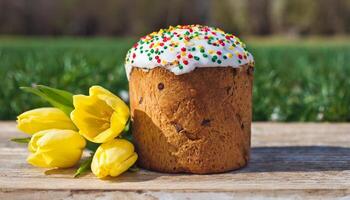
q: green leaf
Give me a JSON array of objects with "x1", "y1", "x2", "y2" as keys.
[
  {"x1": 86, "y1": 140, "x2": 100, "y2": 152},
  {"x1": 119, "y1": 121, "x2": 133, "y2": 142},
  {"x1": 36, "y1": 85, "x2": 73, "y2": 107},
  {"x1": 11, "y1": 137, "x2": 31, "y2": 143},
  {"x1": 128, "y1": 164, "x2": 140, "y2": 172},
  {"x1": 20, "y1": 84, "x2": 74, "y2": 116},
  {"x1": 74, "y1": 155, "x2": 93, "y2": 178}
]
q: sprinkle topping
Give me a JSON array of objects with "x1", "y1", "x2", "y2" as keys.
[{"x1": 125, "y1": 25, "x2": 254, "y2": 78}]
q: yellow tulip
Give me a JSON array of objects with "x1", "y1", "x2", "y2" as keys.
[
  {"x1": 17, "y1": 107, "x2": 76, "y2": 135},
  {"x1": 27, "y1": 129, "x2": 86, "y2": 168},
  {"x1": 71, "y1": 86, "x2": 129, "y2": 143},
  {"x1": 91, "y1": 139, "x2": 138, "y2": 178}
]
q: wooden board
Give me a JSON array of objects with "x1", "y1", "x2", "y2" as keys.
[{"x1": 1, "y1": 121, "x2": 350, "y2": 199}]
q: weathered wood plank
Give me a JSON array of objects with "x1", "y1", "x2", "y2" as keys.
[
  {"x1": 2, "y1": 122, "x2": 350, "y2": 147},
  {"x1": 252, "y1": 123, "x2": 350, "y2": 147},
  {"x1": 1, "y1": 121, "x2": 350, "y2": 199}
]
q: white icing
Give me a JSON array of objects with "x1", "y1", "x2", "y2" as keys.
[{"x1": 125, "y1": 25, "x2": 254, "y2": 79}]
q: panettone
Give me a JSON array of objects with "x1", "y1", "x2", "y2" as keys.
[{"x1": 125, "y1": 25, "x2": 254, "y2": 173}]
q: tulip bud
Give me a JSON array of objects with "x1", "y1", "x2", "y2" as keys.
[
  {"x1": 17, "y1": 107, "x2": 76, "y2": 135},
  {"x1": 91, "y1": 139, "x2": 138, "y2": 178},
  {"x1": 27, "y1": 129, "x2": 86, "y2": 168},
  {"x1": 71, "y1": 86, "x2": 130, "y2": 143}
]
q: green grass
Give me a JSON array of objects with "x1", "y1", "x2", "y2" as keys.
[{"x1": 1, "y1": 37, "x2": 350, "y2": 121}]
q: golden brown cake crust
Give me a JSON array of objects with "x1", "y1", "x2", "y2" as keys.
[{"x1": 129, "y1": 65, "x2": 254, "y2": 174}]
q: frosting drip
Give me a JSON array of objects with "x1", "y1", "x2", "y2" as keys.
[{"x1": 125, "y1": 25, "x2": 254, "y2": 78}]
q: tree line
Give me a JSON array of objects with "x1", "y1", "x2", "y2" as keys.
[{"x1": 0, "y1": 0, "x2": 348, "y2": 36}]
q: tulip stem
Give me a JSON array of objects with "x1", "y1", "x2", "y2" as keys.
[{"x1": 74, "y1": 155, "x2": 93, "y2": 178}]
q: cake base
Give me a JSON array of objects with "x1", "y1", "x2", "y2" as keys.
[{"x1": 129, "y1": 65, "x2": 253, "y2": 174}]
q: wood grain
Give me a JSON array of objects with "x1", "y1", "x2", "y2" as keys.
[{"x1": 1, "y1": 121, "x2": 350, "y2": 199}]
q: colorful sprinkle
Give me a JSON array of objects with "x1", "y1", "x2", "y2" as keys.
[{"x1": 125, "y1": 25, "x2": 254, "y2": 77}]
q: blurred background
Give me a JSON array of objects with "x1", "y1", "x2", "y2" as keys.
[{"x1": 1, "y1": 0, "x2": 349, "y2": 121}]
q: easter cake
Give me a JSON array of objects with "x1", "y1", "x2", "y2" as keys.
[{"x1": 125, "y1": 25, "x2": 254, "y2": 174}]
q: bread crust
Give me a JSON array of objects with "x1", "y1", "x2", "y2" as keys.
[{"x1": 129, "y1": 65, "x2": 253, "y2": 174}]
